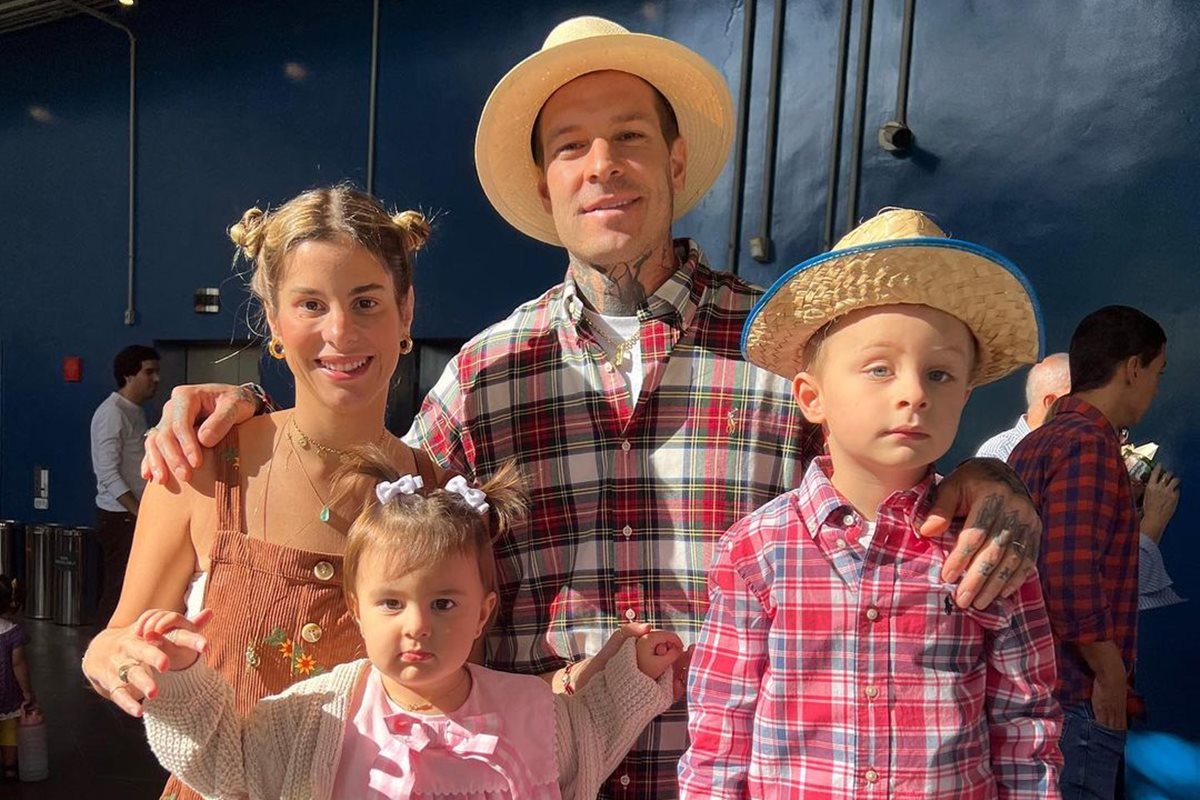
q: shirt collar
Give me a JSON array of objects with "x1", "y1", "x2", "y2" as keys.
[
  {"x1": 798, "y1": 456, "x2": 937, "y2": 539},
  {"x1": 560, "y1": 238, "x2": 705, "y2": 333},
  {"x1": 1052, "y1": 395, "x2": 1120, "y2": 435},
  {"x1": 112, "y1": 391, "x2": 140, "y2": 412},
  {"x1": 1014, "y1": 414, "x2": 1031, "y2": 437}
]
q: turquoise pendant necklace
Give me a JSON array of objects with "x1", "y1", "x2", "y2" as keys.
[{"x1": 285, "y1": 417, "x2": 334, "y2": 523}]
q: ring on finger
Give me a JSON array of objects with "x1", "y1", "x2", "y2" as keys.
[
  {"x1": 117, "y1": 661, "x2": 142, "y2": 684},
  {"x1": 1008, "y1": 540, "x2": 1027, "y2": 555}
]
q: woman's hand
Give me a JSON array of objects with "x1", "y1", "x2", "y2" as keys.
[{"x1": 82, "y1": 609, "x2": 213, "y2": 717}]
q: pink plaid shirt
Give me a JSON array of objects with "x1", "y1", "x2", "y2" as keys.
[{"x1": 680, "y1": 458, "x2": 1062, "y2": 800}]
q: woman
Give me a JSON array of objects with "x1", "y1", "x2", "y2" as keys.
[{"x1": 82, "y1": 185, "x2": 437, "y2": 800}]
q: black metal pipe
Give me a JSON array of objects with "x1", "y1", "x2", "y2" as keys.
[
  {"x1": 751, "y1": 0, "x2": 787, "y2": 263},
  {"x1": 62, "y1": 0, "x2": 138, "y2": 325},
  {"x1": 366, "y1": 0, "x2": 381, "y2": 194},
  {"x1": 726, "y1": 0, "x2": 756, "y2": 273},
  {"x1": 895, "y1": 0, "x2": 916, "y2": 125},
  {"x1": 822, "y1": 0, "x2": 854, "y2": 249},
  {"x1": 844, "y1": 0, "x2": 874, "y2": 236}
]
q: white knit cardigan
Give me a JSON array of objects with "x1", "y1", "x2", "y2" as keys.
[{"x1": 142, "y1": 639, "x2": 674, "y2": 799}]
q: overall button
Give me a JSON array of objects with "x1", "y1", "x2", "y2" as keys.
[
  {"x1": 313, "y1": 561, "x2": 335, "y2": 581},
  {"x1": 301, "y1": 623, "x2": 323, "y2": 643},
  {"x1": 865, "y1": 607, "x2": 880, "y2": 621}
]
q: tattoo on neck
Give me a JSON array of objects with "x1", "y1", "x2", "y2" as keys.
[{"x1": 569, "y1": 241, "x2": 675, "y2": 315}]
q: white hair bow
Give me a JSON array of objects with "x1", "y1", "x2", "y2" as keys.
[
  {"x1": 376, "y1": 474, "x2": 424, "y2": 505},
  {"x1": 444, "y1": 475, "x2": 490, "y2": 515}
]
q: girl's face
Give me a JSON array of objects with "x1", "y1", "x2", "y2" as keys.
[
  {"x1": 266, "y1": 238, "x2": 413, "y2": 417},
  {"x1": 351, "y1": 549, "x2": 497, "y2": 704}
]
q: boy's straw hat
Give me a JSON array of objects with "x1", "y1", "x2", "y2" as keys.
[
  {"x1": 742, "y1": 208, "x2": 1043, "y2": 385},
  {"x1": 475, "y1": 16, "x2": 734, "y2": 246}
]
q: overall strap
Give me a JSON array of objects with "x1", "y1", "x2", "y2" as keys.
[{"x1": 214, "y1": 429, "x2": 244, "y2": 532}]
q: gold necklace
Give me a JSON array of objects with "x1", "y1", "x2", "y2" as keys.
[
  {"x1": 287, "y1": 416, "x2": 386, "y2": 461},
  {"x1": 285, "y1": 420, "x2": 336, "y2": 524},
  {"x1": 394, "y1": 668, "x2": 471, "y2": 712},
  {"x1": 585, "y1": 315, "x2": 642, "y2": 366}
]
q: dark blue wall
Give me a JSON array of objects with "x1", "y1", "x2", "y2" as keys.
[{"x1": 2, "y1": 0, "x2": 1197, "y2": 791}]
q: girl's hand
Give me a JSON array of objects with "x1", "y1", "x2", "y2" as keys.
[
  {"x1": 634, "y1": 629, "x2": 684, "y2": 681},
  {"x1": 81, "y1": 609, "x2": 212, "y2": 717},
  {"x1": 133, "y1": 608, "x2": 214, "y2": 672}
]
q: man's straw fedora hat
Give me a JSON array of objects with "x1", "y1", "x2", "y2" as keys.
[
  {"x1": 475, "y1": 16, "x2": 734, "y2": 246},
  {"x1": 742, "y1": 208, "x2": 1044, "y2": 385}
]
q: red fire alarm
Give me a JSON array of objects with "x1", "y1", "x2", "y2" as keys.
[{"x1": 63, "y1": 356, "x2": 83, "y2": 382}]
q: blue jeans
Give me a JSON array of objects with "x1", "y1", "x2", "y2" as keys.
[{"x1": 1059, "y1": 702, "x2": 1128, "y2": 800}]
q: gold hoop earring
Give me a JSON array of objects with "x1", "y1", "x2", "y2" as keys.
[
  {"x1": 268, "y1": 337, "x2": 286, "y2": 360},
  {"x1": 398, "y1": 337, "x2": 413, "y2": 355}
]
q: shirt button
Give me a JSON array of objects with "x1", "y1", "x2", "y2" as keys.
[
  {"x1": 864, "y1": 685, "x2": 879, "y2": 699},
  {"x1": 865, "y1": 769, "x2": 879, "y2": 783},
  {"x1": 836, "y1": 538, "x2": 847, "y2": 549},
  {"x1": 604, "y1": 362, "x2": 615, "y2": 373},
  {"x1": 619, "y1": 774, "x2": 631, "y2": 787},
  {"x1": 313, "y1": 561, "x2": 335, "y2": 581},
  {"x1": 624, "y1": 608, "x2": 637, "y2": 621},
  {"x1": 842, "y1": 513, "x2": 856, "y2": 526},
  {"x1": 865, "y1": 607, "x2": 880, "y2": 621},
  {"x1": 622, "y1": 525, "x2": 633, "y2": 538},
  {"x1": 620, "y1": 440, "x2": 631, "y2": 452},
  {"x1": 300, "y1": 623, "x2": 323, "y2": 643}
]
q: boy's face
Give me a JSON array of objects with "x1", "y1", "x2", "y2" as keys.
[{"x1": 793, "y1": 304, "x2": 975, "y2": 478}]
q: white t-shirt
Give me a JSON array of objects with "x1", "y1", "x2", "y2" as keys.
[{"x1": 583, "y1": 309, "x2": 645, "y2": 405}]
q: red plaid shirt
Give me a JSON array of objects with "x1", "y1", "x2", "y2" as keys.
[
  {"x1": 1009, "y1": 396, "x2": 1141, "y2": 714},
  {"x1": 405, "y1": 240, "x2": 819, "y2": 798},
  {"x1": 680, "y1": 458, "x2": 1062, "y2": 800}
]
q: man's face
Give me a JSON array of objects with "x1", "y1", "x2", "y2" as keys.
[
  {"x1": 536, "y1": 71, "x2": 687, "y2": 267},
  {"x1": 125, "y1": 359, "x2": 160, "y2": 404},
  {"x1": 1128, "y1": 345, "x2": 1166, "y2": 425}
]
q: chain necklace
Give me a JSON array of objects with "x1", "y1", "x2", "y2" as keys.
[
  {"x1": 585, "y1": 315, "x2": 642, "y2": 366},
  {"x1": 392, "y1": 668, "x2": 472, "y2": 713},
  {"x1": 287, "y1": 415, "x2": 385, "y2": 462},
  {"x1": 285, "y1": 420, "x2": 336, "y2": 524}
]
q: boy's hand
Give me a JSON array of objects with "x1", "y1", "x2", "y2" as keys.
[
  {"x1": 634, "y1": 630, "x2": 684, "y2": 682},
  {"x1": 922, "y1": 457, "x2": 1041, "y2": 610},
  {"x1": 133, "y1": 608, "x2": 214, "y2": 673}
]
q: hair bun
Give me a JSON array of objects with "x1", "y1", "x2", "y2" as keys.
[
  {"x1": 229, "y1": 206, "x2": 267, "y2": 259},
  {"x1": 392, "y1": 209, "x2": 431, "y2": 254}
]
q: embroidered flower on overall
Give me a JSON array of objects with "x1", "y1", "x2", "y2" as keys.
[{"x1": 263, "y1": 627, "x2": 327, "y2": 679}]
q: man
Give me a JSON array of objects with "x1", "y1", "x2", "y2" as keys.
[
  {"x1": 976, "y1": 351, "x2": 1070, "y2": 460},
  {"x1": 1011, "y1": 305, "x2": 1167, "y2": 800},
  {"x1": 144, "y1": 17, "x2": 1041, "y2": 797},
  {"x1": 90, "y1": 344, "x2": 160, "y2": 627}
]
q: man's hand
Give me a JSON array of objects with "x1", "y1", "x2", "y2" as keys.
[
  {"x1": 1141, "y1": 465, "x2": 1180, "y2": 544},
  {"x1": 920, "y1": 457, "x2": 1042, "y2": 610},
  {"x1": 1091, "y1": 673, "x2": 1129, "y2": 730},
  {"x1": 141, "y1": 384, "x2": 257, "y2": 484}
]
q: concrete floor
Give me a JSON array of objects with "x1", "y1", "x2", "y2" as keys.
[{"x1": 6, "y1": 617, "x2": 167, "y2": 798}]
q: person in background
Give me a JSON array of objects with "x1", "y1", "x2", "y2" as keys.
[
  {"x1": 1011, "y1": 305, "x2": 1167, "y2": 800},
  {"x1": 976, "y1": 352, "x2": 1070, "y2": 461},
  {"x1": 0, "y1": 575, "x2": 36, "y2": 782},
  {"x1": 90, "y1": 344, "x2": 160, "y2": 628}
]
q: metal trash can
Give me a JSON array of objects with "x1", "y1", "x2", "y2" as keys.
[
  {"x1": 24, "y1": 524, "x2": 55, "y2": 620},
  {"x1": 0, "y1": 520, "x2": 23, "y2": 579},
  {"x1": 53, "y1": 527, "x2": 89, "y2": 626}
]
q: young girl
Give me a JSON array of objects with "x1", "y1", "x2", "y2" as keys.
[
  {"x1": 0, "y1": 575, "x2": 36, "y2": 781},
  {"x1": 134, "y1": 455, "x2": 682, "y2": 799}
]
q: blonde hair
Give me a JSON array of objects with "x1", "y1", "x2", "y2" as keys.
[
  {"x1": 229, "y1": 184, "x2": 430, "y2": 320},
  {"x1": 330, "y1": 448, "x2": 527, "y2": 616}
]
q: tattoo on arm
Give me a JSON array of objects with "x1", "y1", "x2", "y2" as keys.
[{"x1": 963, "y1": 457, "x2": 1033, "y2": 500}]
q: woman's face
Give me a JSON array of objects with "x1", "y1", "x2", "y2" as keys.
[{"x1": 267, "y1": 238, "x2": 412, "y2": 415}]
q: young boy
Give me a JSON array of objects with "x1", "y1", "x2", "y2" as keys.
[{"x1": 679, "y1": 208, "x2": 1062, "y2": 799}]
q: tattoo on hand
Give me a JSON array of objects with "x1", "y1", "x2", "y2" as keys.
[
  {"x1": 965, "y1": 457, "x2": 1033, "y2": 500},
  {"x1": 974, "y1": 493, "x2": 1004, "y2": 532},
  {"x1": 997, "y1": 567, "x2": 1013, "y2": 582},
  {"x1": 978, "y1": 561, "x2": 995, "y2": 577}
]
